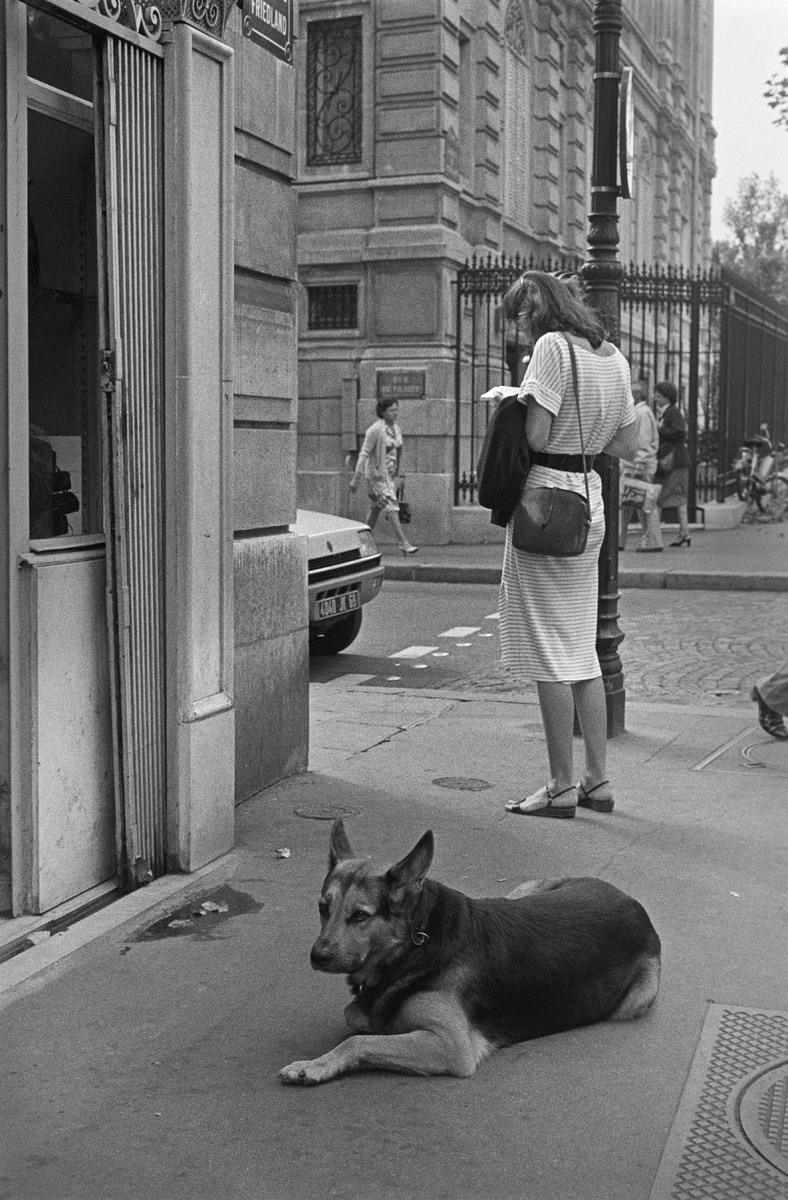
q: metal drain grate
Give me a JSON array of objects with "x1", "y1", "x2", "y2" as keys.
[{"x1": 650, "y1": 1005, "x2": 788, "y2": 1199}]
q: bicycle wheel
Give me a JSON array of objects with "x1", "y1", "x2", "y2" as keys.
[
  {"x1": 735, "y1": 470, "x2": 749, "y2": 502},
  {"x1": 770, "y1": 473, "x2": 788, "y2": 510}
]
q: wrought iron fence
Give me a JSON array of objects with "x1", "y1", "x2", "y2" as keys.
[
  {"x1": 619, "y1": 264, "x2": 722, "y2": 512},
  {"x1": 453, "y1": 253, "x2": 581, "y2": 504},
  {"x1": 453, "y1": 257, "x2": 788, "y2": 516}
]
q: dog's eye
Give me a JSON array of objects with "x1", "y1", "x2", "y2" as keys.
[
  {"x1": 349, "y1": 910, "x2": 371, "y2": 924},
  {"x1": 318, "y1": 900, "x2": 329, "y2": 919}
]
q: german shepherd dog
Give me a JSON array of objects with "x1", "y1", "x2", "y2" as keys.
[{"x1": 278, "y1": 821, "x2": 661, "y2": 1086}]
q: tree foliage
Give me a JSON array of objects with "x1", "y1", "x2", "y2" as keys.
[
  {"x1": 764, "y1": 46, "x2": 788, "y2": 129},
  {"x1": 713, "y1": 173, "x2": 788, "y2": 306}
]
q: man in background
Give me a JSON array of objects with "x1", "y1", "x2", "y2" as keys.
[{"x1": 619, "y1": 380, "x2": 663, "y2": 553}]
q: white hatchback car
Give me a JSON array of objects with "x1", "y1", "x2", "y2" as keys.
[{"x1": 293, "y1": 509, "x2": 384, "y2": 654}]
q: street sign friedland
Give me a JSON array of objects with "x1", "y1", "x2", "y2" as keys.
[{"x1": 242, "y1": 0, "x2": 292, "y2": 63}]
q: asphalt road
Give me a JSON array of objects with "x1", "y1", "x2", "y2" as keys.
[{"x1": 310, "y1": 581, "x2": 788, "y2": 709}]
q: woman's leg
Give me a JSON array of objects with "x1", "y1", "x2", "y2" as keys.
[
  {"x1": 677, "y1": 503, "x2": 689, "y2": 538},
  {"x1": 365, "y1": 507, "x2": 380, "y2": 530},
  {"x1": 572, "y1": 676, "x2": 608, "y2": 789},
  {"x1": 642, "y1": 501, "x2": 664, "y2": 549},
  {"x1": 389, "y1": 510, "x2": 416, "y2": 551},
  {"x1": 535, "y1": 680, "x2": 576, "y2": 791}
]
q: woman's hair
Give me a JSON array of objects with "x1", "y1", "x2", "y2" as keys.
[
  {"x1": 654, "y1": 380, "x2": 678, "y2": 405},
  {"x1": 503, "y1": 270, "x2": 606, "y2": 349},
  {"x1": 375, "y1": 397, "x2": 398, "y2": 419}
]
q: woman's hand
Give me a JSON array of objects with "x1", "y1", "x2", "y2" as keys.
[
  {"x1": 349, "y1": 478, "x2": 358, "y2": 494},
  {"x1": 480, "y1": 385, "x2": 520, "y2": 402}
]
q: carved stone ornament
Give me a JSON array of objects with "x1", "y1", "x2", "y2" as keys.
[
  {"x1": 504, "y1": 0, "x2": 528, "y2": 61},
  {"x1": 159, "y1": 0, "x2": 237, "y2": 38},
  {"x1": 79, "y1": 0, "x2": 163, "y2": 40}
]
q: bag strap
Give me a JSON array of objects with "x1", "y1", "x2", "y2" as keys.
[{"x1": 562, "y1": 334, "x2": 591, "y2": 512}]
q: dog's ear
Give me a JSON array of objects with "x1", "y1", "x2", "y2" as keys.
[
  {"x1": 385, "y1": 831, "x2": 434, "y2": 911},
  {"x1": 328, "y1": 818, "x2": 354, "y2": 870}
]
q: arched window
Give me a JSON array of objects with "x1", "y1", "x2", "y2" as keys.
[{"x1": 502, "y1": 0, "x2": 532, "y2": 229}]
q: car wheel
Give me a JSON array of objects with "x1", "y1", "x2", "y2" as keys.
[{"x1": 309, "y1": 609, "x2": 363, "y2": 655}]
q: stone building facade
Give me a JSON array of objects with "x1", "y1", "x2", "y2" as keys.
[{"x1": 294, "y1": 0, "x2": 716, "y2": 543}]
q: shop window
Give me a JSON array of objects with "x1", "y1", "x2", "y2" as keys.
[
  {"x1": 26, "y1": 13, "x2": 100, "y2": 538},
  {"x1": 307, "y1": 285, "x2": 358, "y2": 331},
  {"x1": 306, "y1": 17, "x2": 363, "y2": 167}
]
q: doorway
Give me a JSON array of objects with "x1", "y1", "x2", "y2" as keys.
[{"x1": 15, "y1": 5, "x2": 166, "y2": 912}]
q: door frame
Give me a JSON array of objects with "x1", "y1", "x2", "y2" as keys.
[{"x1": 3, "y1": 0, "x2": 165, "y2": 914}]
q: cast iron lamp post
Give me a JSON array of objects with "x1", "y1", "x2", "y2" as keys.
[{"x1": 583, "y1": 0, "x2": 626, "y2": 735}]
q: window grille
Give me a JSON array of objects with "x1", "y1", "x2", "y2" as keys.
[
  {"x1": 306, "y1": 17, "x2": 362, "y2": 166},
  {"x1": 307, "y1": 284, "x2": 358, "y2": 330}
]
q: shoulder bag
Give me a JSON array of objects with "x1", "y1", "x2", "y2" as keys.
[
  {"x1": 655, "y1": 448, "x2": 675, "y2": 479},
  {"x1": 512, "y1": 335, "x2": 591, "y2": 557},
  {"x1": 396, "y1": 479, "x2": 412, "y2": 524}
]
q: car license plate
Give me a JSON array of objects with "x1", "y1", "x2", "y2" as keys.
[{"x1": 316, "y1": 590, "x2": 360, "y2": 621}]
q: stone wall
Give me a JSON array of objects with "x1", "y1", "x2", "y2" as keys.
[{"x1": 227, "y1": 9, "x2": 309, "y2": 801}]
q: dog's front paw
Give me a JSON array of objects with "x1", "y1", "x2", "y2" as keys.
[{"x1": 278, "y1": 1057, "x2": 334, "y2": 1086}]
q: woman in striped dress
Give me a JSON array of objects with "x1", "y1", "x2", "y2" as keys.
[{"x1": 497, "y1": 272, "x2": 638, "y2": 818}]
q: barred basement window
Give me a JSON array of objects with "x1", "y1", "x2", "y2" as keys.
[
  {"x1": 307, "y1": 285, "x2": 358, "y2": 331},
  {"x1": 306, "y1": 17, "x2": 362, "y2": 166}
]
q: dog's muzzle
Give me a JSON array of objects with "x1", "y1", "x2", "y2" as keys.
[{"x1": 310, "y1": 944, "x2": 334, "y2": 971}]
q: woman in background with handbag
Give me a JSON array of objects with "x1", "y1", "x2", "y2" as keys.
[
  {"x1": 619, "y1": 379, "x2": 664, "y2": 553},
  {"x1": 492, "y1": 271, "x2": 637, "y2": 819},
  {"x1": 350, "y1": 398, "x2": 418, "y2": 555},
  {"x1": 654, "y1": 380, "x2": 691, "y2": 548}
]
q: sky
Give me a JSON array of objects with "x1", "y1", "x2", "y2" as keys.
[{"x1": 710, "y1": 0, "x2": 788, "y2": 242}]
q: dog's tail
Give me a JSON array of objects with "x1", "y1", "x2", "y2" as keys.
[{"x1": 609, "y1": 953, "x2": 661, "y2": 1022}]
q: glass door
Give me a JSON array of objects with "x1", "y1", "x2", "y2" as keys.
[{"x1": 26, "y1": 9, "x2": 102, "y2": 541}]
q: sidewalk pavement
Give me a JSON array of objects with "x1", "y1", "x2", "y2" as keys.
[
  {"x1": 1, "y1": 521, "x2": 787, "y2": 1200},
  {"x1": 382, "y1": 516, "x2": 788, "y2": 591}
]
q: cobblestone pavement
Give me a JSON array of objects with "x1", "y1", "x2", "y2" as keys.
[
  {"x1": 616, "y1": 590, "x2": 788, "y2": 708},
  {"x1": 465, "y1": 591, "x2": 788, "y2": 708},
  {"x1": 344, "y1": 587, "x2": 788, "y2": 710}
]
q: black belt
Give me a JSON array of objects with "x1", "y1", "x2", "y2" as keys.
[{"x1": 531, "y1": 451, "x2": 595, "y2": 472}]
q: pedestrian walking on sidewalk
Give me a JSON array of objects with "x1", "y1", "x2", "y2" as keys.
[
  {"x1": 655, "y1": 381, "x2": 692, "y2": 548},
  {"x1": 619, "y1": 379, "x2": 664, "y2": 553},
  {"x1": 495, "y1": 270, "x2": 638, "y2": 818},
  {"x1": 350, "y1": 398, "x2": 418, "y2": 555},
  {"x1": 752, "y1": 659, "x2": 788, "y2": 739}
]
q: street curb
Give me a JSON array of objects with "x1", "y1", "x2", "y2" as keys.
[{"x1": 384, "y1": 562, "x2": 788, "y2": 592}]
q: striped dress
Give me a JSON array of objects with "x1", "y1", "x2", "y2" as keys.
[{"x1": 499, "y1": 332, "x2": 635, "y2": 683}]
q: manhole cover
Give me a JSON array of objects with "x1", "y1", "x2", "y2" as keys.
[
  {"x1": 293, "y1": 803, "x2": 362, "y2": 821},
  {"x1": 650, "y1": 1006, "x2": 788, "y2": 1200},
  {"x1": 741, "y1": 740, "x2": 788, "y2": 775},
  {"x1": 432, "y1": 777, "x2": 492, "y2": 791},
  {"x1": 736, "y1": 1060, "x2": 788, "y2": 1178}
]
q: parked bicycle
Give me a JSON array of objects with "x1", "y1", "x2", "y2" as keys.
[{"x1": 733, "y1": 424, "x2": 788, "y2": 517}]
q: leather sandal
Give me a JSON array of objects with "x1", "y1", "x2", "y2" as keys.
[
  {"x1": 577, "y1": 780, "x2": 614, "y2": 812},
  {"x1": 505, "y1": 783, "x2": 577, "y2": 819}
]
